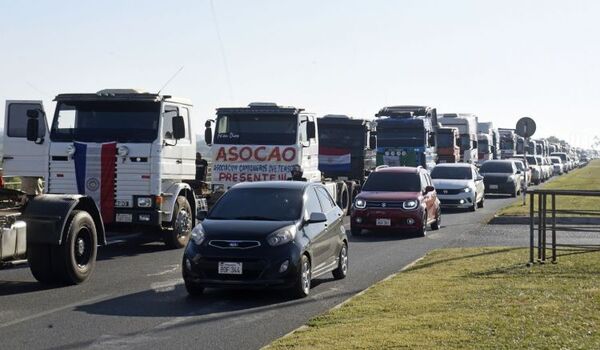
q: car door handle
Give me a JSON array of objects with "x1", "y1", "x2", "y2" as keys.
[{"x1": 176, "y1": 159, "x2": 182, "y2": 164}]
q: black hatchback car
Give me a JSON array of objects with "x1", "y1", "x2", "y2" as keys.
[{"x1": 182, "y1": 181, "x2": 348, "y2": 298}]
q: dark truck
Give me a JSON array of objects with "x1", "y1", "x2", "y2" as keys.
[{"x1": 317, "y1": 115, "x2": 376, "y2": 213}]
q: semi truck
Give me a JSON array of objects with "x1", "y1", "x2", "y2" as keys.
[
  {"x1": 477, "y1": 121, "x2": 499, "y2": 159},
  {"x1": 374, "y1": 105, "x2": 438, "y2": 170},
  {"x1": 526, "y1": 140, "x2": 538, "y2": 155},
  {"x1": 476, "y1": 133, "x2": 493, "y2": 164},
  {"x1": 317, "y1": 115, "x2": 377, "y2": 209},
  {"x1": 3, "y1": 90, "x2": 203, "y2": 259},
  {"x1": 203, "y1": 102, "x2": 350, "y2": 212},
  {"x1": 436, "y1": 126, "x2": 461, "y2": 163},
  {"x1": 438, "y1": 113, "x2": 478, "y2": 163},
  {"x1": 499, "y1": 128, "x2": 517, "y2": 159}
]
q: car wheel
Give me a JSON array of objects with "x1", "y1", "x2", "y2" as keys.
[
  {"x1": 184, "y1": 280, "x2": 205, "y2": 296},
  {"x1": 292, "y1": 255, "x2": 311, "y2": 298},
  {"x1": 431, "y1": 210, "x2": 441, "y2": 230},
  {"x1": 469, "y1": 195, "x2": 477, "y2": 212},
  {"x1": 332, "y1": 243, "x2": 348, "y2": 280},
  {"x1": 416, "y1": 212, "x2": 427, "y2": 237},
  {"x1": 477, "y1": 196, "x2": 485, "y2": 208}
]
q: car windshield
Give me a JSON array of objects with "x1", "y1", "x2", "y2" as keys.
[
  {"x1": 362, "y1": 172, "x2": 421, "y2": 192},
  {"x1": 551, "y1": 158, "x2": 561, "y2": 164},
  {"x1": 50, "y1": 100, "x2": 160, "y2": 142},
  {"x1": 479, "y1": 161, "x2": 513, "y2": 173},
  {"x1": 526, "y1": 156, "x2": 537, "y2": 165},
  {"x1": 214, "y1": 114, "x2": 297, "y2": 145},
  {"x1": 431, "y1": 166, "x2": 472, "y2": 180},
  {"x1": 208, "y1": 187, "x2": 303, "y2": 221},
  {"x1": 512, "y1": 161, "x2": 524, "y2": 171}
]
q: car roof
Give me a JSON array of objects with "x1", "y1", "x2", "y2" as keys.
[
  {"x1": 433, "y1": 163, "x2": 472, "y2": 168},
  {"x1": 482, "y1": 160, "x2": 514, "y2": 164},
  {"x1": 374, "y1": 166, "x2": 421, "y2": 174},
  {"x1": 231, "y1": 181, "x2": 312, "y2": 190}
]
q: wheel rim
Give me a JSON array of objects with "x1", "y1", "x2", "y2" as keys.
[
  {"x1": 301, "y1": 259, "x2": 311, "y2": 294},
  {"x1": 175, "y1": 208, "x2": 192, "y2": 242},
  {"x1": 74, "y1": 227, "x2": 92, "y2": 269},
  {"x1": 340, "y1": 246, "x2": 348, "y2": 275}
]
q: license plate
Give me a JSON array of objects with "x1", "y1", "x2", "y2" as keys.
[
  {"x1": 490, "y1": 184, "x2": 499, "y2": 190},
  {"x1": 376, "y1": 218, "x2": 391, "y2": 226},
  {"x1": 116, "y1": 213, "x2": 133, "y2": 223},
  {"x1": 218, "y1": 262, "x2": 243, "y2": 275},
  {"x1": 115, "y1": 200, "x2": 131, "y2": 208}
]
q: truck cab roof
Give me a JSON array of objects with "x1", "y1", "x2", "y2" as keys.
[
  {"x1": 54, "y1": 89, "x2": 192, "y2": 106},
  {"x1": 375, "y1": 105, "x2": 434, "y2": 118},
  {"x1": 216, "y1": 102, "x2": 305, "y2": 116}
]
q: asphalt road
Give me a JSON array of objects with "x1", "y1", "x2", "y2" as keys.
[{"x1": 0, "y1": 194, "x2": 531, "y2": 349}]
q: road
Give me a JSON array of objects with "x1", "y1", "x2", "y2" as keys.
[{"x1": 0, "y1": 195, "x2": 532, "y2": 349}]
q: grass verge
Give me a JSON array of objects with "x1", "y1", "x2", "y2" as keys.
[
  {"x1": 266, "y1": 247, "x2": 600, "y2": 350},
  {"x1": 497, "y1": 160, "x2": 600, "y2": 216}
]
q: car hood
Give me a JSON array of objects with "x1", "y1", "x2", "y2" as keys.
[
  {"x1": 432, "y1": 179, "x2": 472, "y2": 189},
  {"x1": 200, "y1": 219, "x2": 295, "y2": 239},
  {"x1": 356, "y1": 191, "x2": 421, "y2": 201}
]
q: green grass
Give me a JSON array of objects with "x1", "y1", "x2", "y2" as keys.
[
  {"x1": 497, "y1": 160, "x2": 600, "y2": 217},
  {"x1": 266, "y1": 247, "x2": 600, "y2": 350}
]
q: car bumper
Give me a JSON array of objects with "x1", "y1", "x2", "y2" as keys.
[
  {"x1": 182, "y1": 241, "x2": 302, "y2": 289},
  {"x1": 437, "y1": 193, "x2": 475, "y2": 208},
  {"x1": 350, "y1": 207, "x2": 424, "y2": 231},
  {"x1": 484, "y1": 182, "x2": 515, "y2": 194}
]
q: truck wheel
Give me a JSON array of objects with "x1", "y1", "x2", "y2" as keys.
[
  {"x1": 164, "y1": 196, "x2": 193, "y2": 249},
  {"x1": 336, "y1": 182, "x2": 350, "y2": 215},
  {"x1": 52, "y1": 210, "x2": 98, "y2": 285},
  {"x1": 27, "y1": 244, "x2": 57, "y2": 284}
]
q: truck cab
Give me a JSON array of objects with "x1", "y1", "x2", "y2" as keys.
[
  {"x1": 374, "y1": 105, "x2": 438, "y2": 170},
  {"x1": 477, "y1": 133, "x2": 493, "y2": 164},
  {"x1": 438, "y1": 113, "x2": 478, "y2": 163},
  {"x1": 499, "y1": 128, "x2": 517, "y2": 159},
  {"x1": 3, "y1": 89, "x2": 198, "y2": 248},
  {"x1": 436, "y1": 126, "x2": 461, "y2": 163}
]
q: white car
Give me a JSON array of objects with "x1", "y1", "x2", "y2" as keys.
[
  {"x1": 550, "y1": 156, "x2": 564, "y2": 175},
  {"x1": 431, "y1": 163, "x2": 485, "y2": 211}
]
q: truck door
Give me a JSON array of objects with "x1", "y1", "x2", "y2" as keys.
[
  {"x1": 160, "y1": 104, "x2": 184, "y2": 177},
  {"x1": 2, "y1": 101, "x2": 49, "y2": 177}
]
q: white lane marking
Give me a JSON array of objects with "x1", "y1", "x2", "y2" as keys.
[
  {"x1": 146, "y1": 264, "x2": 180, "y2": 277},
  {"x1": 150, "y1": 278, "x2": 183, "y2": 293},
  {"x1": 0, "y1": 293, "x2": 111, "y2": 329}
]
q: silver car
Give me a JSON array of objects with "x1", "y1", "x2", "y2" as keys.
[{"x1": 431, "y1": 163, "x2": 485, "y2": 211}]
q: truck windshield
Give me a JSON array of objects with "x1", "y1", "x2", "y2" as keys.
[
  {"x1": 50, "y1": 101, "x2": 160, "y2": 143},
  {"x1": 500, "y1": 137, "x2": 514, "y2": 150},
  {"x1": 362, "y1": 172, "x2": 421, "y2": 192},
  {"x1": 207, "y1": 188, "x2": 302, "y2": 221},
  {"x1": 437, "y1": 132, "x2": 455, "y2": 148},
  {"x1": 214, "y1": 114, "x2": 297, "y2": 145},
  {"x1": 459, "y1": 135, "x2": 472, "y2": 151},
  {"x1": 319, "y1": 126, "x2": 364, "y2": 148},
  {"x1": 479, "y1": 139, "x2": 490, "y2": 152},
  {"x1": 378, "y1": 128, "x2": 424, "y2": 148},
  {"x1": 431, "y1": 166, "x2": 472, "y2": 180}
]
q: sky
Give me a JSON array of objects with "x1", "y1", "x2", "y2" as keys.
[{"x1": 1, "y1": 0, "x2": 599, "y2": 148}]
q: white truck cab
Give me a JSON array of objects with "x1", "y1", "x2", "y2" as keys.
[{"x1": 3, "y1": 89, "x2": 198, "y2": 248}]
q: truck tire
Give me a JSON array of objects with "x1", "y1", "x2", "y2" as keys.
[
  {"x1": 336, "y1": 182, "x2": 350, "y2": 215},
  {"x1": 51, "y1": 210, "x2": 98, "y2": 285},
  {"x1": 27, "y1": 244, "x2": 56, "y2": 284},
  {"x1": 164, "y1": 196, "x2": 193, "y2": 249}
]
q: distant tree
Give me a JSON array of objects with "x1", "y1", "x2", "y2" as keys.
[{"x1": 545, "y1": 136, "x2": 563, "y2": 144}]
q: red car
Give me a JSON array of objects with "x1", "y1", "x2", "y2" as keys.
[{"x1": 350, "y1": 166, "x2": 441, "y2": 237}]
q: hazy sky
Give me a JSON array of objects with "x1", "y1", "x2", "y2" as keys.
[{"x1": 1, "y1": 0, "x2": 598, "y2": 147}]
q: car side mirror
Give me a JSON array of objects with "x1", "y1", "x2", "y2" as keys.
[
  {"x1": 476, "y1": 176, "x2": 484, "y2": 181},
  {"x1": 424, "y1": 185, "x2": 435, "y2": 194},
  {"x1": 204, "y1": 127, "x2": 213, "y2": 146},
  {"x1": 306, "y1": 212, "x2": 327, "y2": 224},
  {"x1": 26, "y1": 118, "x2": 40, "y2": 142},
  {"x1": 172, "y1": 116, "x2": 186, "y2": 140}
]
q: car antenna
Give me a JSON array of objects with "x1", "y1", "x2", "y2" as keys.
[{"x1": 157, "y1": 66, "x2": 184, "y2": 95}]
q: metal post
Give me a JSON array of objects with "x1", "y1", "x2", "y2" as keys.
[
  {"x1": 541, "y1": 193, "x2": 547, "y2": 263},
  {"x1": 529, "y1": 191, "x2": 535, "y2": 265},
  {"x1": 552, "y1": 193, "x2": 557, "y2": 263},
  {"x1": 537, "y1": 191, "x2": 543, "y2": 261}
]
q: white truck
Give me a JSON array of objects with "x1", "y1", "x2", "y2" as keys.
[
  {"x1": 204, "y1": 102, "x2": 349, "y2": 212},
  {"x1": 438, "y1": 113, "x2": 478, "y2": 163},
  {"x1": 3, "y1": 89, "x2": 202, "y2": 258},
  {"x1": 477, "y1": 121, "x2": 499, "y2": 160}
]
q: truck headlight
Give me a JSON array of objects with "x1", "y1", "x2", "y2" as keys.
[
  {"x1": 354, "y1": 198, "x2": 366, "y2": 209},
  {"x1": 403, "y1": 200, "x2": 418, "y2": 210},
  {"x1": 267, "y1": 225, "x2": 296, "y2": 246},
  {"x1": 137, "y1": 197, "x2": 153, "y2": 208},
  {"x1": 191, "y1": 224, "x2": 206, "y2": 245}
]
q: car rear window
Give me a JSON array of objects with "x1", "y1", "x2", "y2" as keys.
[
  {"x1": 479, "y1": 161, "x2": 513, "y2": 173},
  {"x1": 208, "y1": 188, "x2": 303, "y2": 221},
  {"x1": 362, "y1": 172, "x2": 421, "y2": 192},
  {"x1": 431, "y1": 166, "x2": 472, "y2": 180}
]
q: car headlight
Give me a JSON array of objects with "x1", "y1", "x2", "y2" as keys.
[
  {"x1": 354, "y1": 198, "x2": 366, "y2": 209},
  {"x1": 403, "y1": 200, "x2": 418, "y2": 210},
  {"x1": 190, "y1": 224, "x2": 206, "y2": 245},
  {"x1": 267, "y1": 225, "x2": 297, "y2": 246},
  {"x1": 463, "y1": 187, "x2": 472, "y2": 193},
  {"x1": 137, "y1": 197, "x2": 152, "y2": 208}
]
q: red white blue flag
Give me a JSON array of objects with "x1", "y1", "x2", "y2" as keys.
[
  {"x1": 319, "y1": 147, "x2": 352, "y2": 172},
  {"x1": 74, "y1": 142, "x2": 117, "y2": 224}
]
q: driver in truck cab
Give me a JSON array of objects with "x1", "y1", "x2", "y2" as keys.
[{"x1": 288, "y1": 165, "x2": 307, "y2": 182}]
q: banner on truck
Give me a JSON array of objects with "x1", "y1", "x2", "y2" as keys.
[
  {"x1": 319, "y1": 147, "x2": 351, "y2": 172},
  {"x1": 212, "y1": 145, "x2": 299, "y2": 187}
]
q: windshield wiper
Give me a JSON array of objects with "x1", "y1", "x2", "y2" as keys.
[{"x1": 232, "y1": 216, "x2": 279, "y2": 221}]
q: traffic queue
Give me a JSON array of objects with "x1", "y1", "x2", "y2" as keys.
[{"x1": 0, "y1": 92, "x2": 593, "y2": 298}]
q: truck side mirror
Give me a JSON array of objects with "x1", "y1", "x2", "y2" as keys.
[
  {"x1": 26, "y1": 109, "x2": 39, "y2": 119},
  {"x1": 204, "y1": 127, "x2": 213, "y2": 146},
  {"x1": 26, "y1": 118, "x2": 40, "y2": 142},
  {"x1": 307, "y1": 121, "x2": 316, "y2": 140},
  {"x1": 369, "y1": 135, "x2": 377, "y2": 150},
  {"x1": 172, "y1": 116, "x2": 186, "y2": 140}
]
